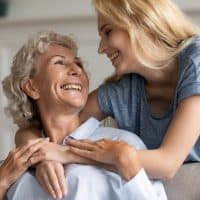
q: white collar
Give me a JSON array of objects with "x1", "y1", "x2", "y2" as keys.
[{"x1": 62, "y1": 117, "x2": 100, "y2": 145}]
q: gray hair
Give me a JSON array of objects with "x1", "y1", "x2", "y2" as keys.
[{"x1": 2, "y1": 31, "x2": 80, "y2": 128}]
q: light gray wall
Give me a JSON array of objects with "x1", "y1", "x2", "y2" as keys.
[{"x1": 0, "y1": 0, "x2": 199, "y2": 158}]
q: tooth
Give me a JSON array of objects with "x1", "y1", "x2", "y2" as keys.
[
  {"x1": 110, "y1": 52, "x2": 118, "y2": 61},
  {"x1": 61, "y1": 84, "x2": 82, "y2": 91}
]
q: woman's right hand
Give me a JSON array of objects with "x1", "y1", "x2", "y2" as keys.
[{"x1": 0, "y1": 138, "x2": 49, "y2": 196}]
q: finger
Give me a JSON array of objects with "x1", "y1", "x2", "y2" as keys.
[
  {"x1": 55, "y1": 165, "x2": 67, "y2": 196},
  {"x1": 18, "y1": 138, "x2": 49, "y2": 160},
  {"x1": 69, "y1": 147, "x2": 97, "y2": 161},
  {"x1": 79, "y1": 139, "x2": 96, "y2": 144},
  {"x1": 67, "y1": 139, "x2": 96, "y2": 151},
  {"x1": 46, "y1": 166, "x2": 63, "y2": 199},
  {"x1": 16, "y1": 138, "x2": 49, "y2": 153},
  {"x1": 38, "y1": 173, "x2": 57, "y2": 199},
  {"x1": 26, "y1": 152, "x2": 46, "y2": 167}
]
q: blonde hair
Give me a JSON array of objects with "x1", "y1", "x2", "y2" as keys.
[
  {"x1": 2, "y1": 31, "x2": 81, "y2": 128},
  {"x1": 92, "y1": 0, "x2": 200, "y2": 68}
]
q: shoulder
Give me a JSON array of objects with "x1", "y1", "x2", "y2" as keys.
[
  {"x1": 177, "y1": 36, "x2": 200, "y2": 102},
  {"x1": 99, "y1": 73, "x2": 140, "y2": 91},
  {"x1": 97, "y1": 73, "x2": 142, "y2": 102},
  {"x1": 180, "y1": 36, "x2": 200, "y2": 66}
]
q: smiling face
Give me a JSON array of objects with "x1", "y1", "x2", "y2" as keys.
[
  {"x1": 98, "y1": 13, "x2": 140, "y2": 75},
  {"x1": 24, "y1": 44, "x2": 89, "y2": 114}
]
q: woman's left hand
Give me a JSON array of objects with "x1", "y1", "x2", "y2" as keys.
[
  {"x1": 67, "y1": 138, "x2": 142, "y2": 180},
  {"x1": 67, "y1": 138, "x2": 134, "y2": 166},
  {"x1": 67, "y1": 138, "x2": 120, "y2": 164}
]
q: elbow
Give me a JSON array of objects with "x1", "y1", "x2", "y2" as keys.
[
  {"x1": 162, "y1": 169, "x2": 177, "y2": 180},
  {"x1": 160, "y1": 162, "x2": 180, "y2": 180}
]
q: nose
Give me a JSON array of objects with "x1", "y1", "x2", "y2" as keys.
[
  {"x1": 67, "y1": 63, "x2": 82, "y2": 76},
  {"x1": 98, "y1": 39, "x2": 107, "y2": 54}
]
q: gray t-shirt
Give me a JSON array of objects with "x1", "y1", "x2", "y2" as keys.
[{"x1": 98, "y1": 36, "x2": 200, "y2": 162}]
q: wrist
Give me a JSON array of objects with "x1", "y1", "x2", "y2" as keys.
[
  {"x1": 0, "y1": 179, "x2": 10, "y2": 196},
  {"x1": 116, "y1": 147, "x2": 142, "y2": 181}
]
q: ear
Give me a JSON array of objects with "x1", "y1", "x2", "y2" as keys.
[{"x1": 20, "y1": 79, "x2": 40, "y2": 100}]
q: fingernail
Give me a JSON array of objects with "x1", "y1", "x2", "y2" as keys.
[
  {"x1": 63, "y1": 189, "x2": 67, "y2": 196},
  {"x1": 52, "y1": 193, "x2": 56, "y2": 199},
  {"x1": 59, "y1": 193, "x2": 63, "y2": 199}
]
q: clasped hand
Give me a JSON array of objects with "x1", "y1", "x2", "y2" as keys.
[{"x1": 67, "y1": 138, "x2": 142, "y2": 180}]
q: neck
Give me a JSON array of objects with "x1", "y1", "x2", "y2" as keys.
[
  {"x1": 37, "y1": 105, "x2": 81, "y2": 143},
  {"x1": 139, "y1": 58, "x2": 178, "y2": 85}
]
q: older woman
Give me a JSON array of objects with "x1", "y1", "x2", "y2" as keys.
[{"x1": 2, "y1": 31, "x2": 167, "y2": 200}]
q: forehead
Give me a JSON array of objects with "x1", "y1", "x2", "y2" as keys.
[
  {"x1": 97, "y1": 13, "x2": 111, "y2": 32},
  {"x1": 42, "y1": 44, "x2": 75, "y2": 59}
]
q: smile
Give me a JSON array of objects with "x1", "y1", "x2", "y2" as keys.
[
  {"x1": 109, "y1": 51, "x2": 119, "y2": 62},
  {"x1": 61, "y1": 84, "x2": 82, "y2": 91}
]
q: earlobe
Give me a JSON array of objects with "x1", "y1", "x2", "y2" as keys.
[{"x1": 20, "y1": 79, "x2": 40, "y2": 100}]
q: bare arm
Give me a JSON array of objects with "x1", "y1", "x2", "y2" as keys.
[
  {"x1": 69, "y1": 95, "x2": 200, "y2": 180},
  {"x1": 15, "y1": 127, "x2": 41, "y2": 147},
  {"x1": 37, "y1": 141, "x2": 116, "y2": 171},
  {"x1": 80, "y1": 89, "x2": 106, "y2": 122},
  {"x1": 34, "y1": 141, "x2": 116, "y2": 199},
  {"x1": 138, "y1": 96, "x2": 200, "y2": 179},
  {"x1": 0, "y1": 183, "x2": 7, "y2": 200}
]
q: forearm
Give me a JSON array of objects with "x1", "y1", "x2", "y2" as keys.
[
  {"x1": 0, "y1": 193, "x2": 5, "y2": 200},
  {"x1": 15, "y1": 127, "x2": 41, "y2": 147},
  {"x1": 0, "y1": 181, "x2": 9, "y2": 200},
  {"x1": 138, "y1": 149, "x2": 181, "y2": 180},
  {"x1": 52, "y1": 145, "x2": 117, "y2": 172}
]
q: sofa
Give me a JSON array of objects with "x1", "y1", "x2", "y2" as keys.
[
  {"x1": 163, "y1": 163, "x2": 200, "y2": 200},
  {"x1": 103, "y1": 117, "x2": 200, "y2": 200}
]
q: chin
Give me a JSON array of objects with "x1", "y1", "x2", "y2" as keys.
[
  {"x1": 72, "y1": 99, "x2": 87, "y2": 108},
  {"x1": 115, "y1": 69, "x2": 127, "y2": 76}
]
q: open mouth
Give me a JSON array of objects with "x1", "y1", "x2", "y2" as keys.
[
  {"x1": 110, "y1": 51, "x2": 119, "y2": 63},
  {"x1": 61, "y1": 84, "x2": 82, "y2": 91}
]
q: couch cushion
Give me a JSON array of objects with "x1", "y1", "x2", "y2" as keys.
[{"x1": 163, "y1": 163, "x2": 200, "y2": 200}]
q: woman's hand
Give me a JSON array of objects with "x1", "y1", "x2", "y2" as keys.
[
  {"x1": 0, "y1": 138, "x2": 49, "y2": 197},
  {"x1": 67, "y1": 138, "x2": 128, "y2": 165},
  {"x1": 33, "y1": 142, "x2": 69, "y2": 164},
  {"x1": 34, "y1": 141, "x2": 97, "y2": 165},
  {"x1": 67, "y1": 138, "x2": 142, "y2": 180},
  {"x1": 35, "y1": 160, "x2": 67, "y2": 199}
]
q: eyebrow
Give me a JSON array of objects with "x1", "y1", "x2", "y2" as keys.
[
  {"x1": 47, "y1": 55, "x2": 66, "y2": 63},
  {"x1": 50, "y1": 55, "x2": 65, "y2": 60}
]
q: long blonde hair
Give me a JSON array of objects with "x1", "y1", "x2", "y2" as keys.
[{"x1": 92, "y1": 0, "x2": 200, "y2": 68}]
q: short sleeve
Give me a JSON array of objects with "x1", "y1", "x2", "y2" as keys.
[
  {"x1": 97, "y1": 83, "x2": 115, "y2": 117},
  {"x1": 177, "y1": 39, "x2": 200, "y2": 103},
  {"x1": 97, "y1": 74, "x2": 139, "y2": 119},
  {"x1": 97, "y1": 76, "x2": 131, "y2": 117}
]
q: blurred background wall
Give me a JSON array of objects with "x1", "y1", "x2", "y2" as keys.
[{"x1": 0, "y1": 0, "x2": 200, "y2": 159}]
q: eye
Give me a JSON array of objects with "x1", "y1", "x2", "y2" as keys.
[
  {"x1": 104, "y1": 29, "x2": 112, "y2": 37},
  {"x1": 75, "y1": 57, "x2": 83, "y2": 68},
  {"x1": 75, "y1": 61, "x2": 83, "y2": 68},
  {"x1": 54, "y1": 60, "x2": 65, "y2": 65}
]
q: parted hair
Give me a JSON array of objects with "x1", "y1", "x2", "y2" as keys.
[
  {"x1": 92, "y1": 0, "x2": 200, "y2": 68},
  {"x1": 2, "y1": 31, "x2": 80, "y2": 128}
]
